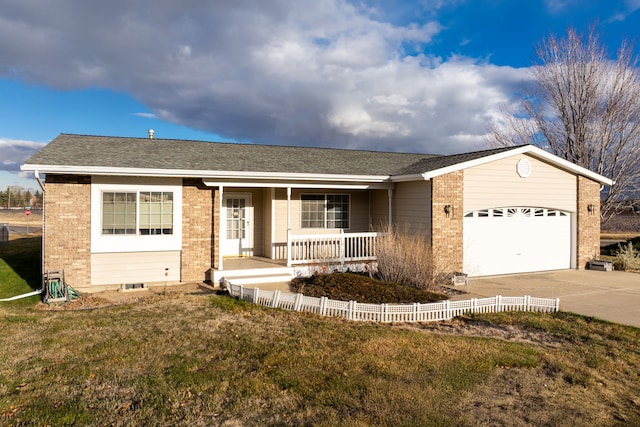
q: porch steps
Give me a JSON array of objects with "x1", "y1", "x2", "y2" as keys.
[{"x1": 214, "y1": 267, "x2": 294, "y2": 288}]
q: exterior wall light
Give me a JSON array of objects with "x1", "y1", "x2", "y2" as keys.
[
  {"x1": 444, "y1": 204, "x2": 453, "y2": 218},
  {"x1": 587, "y1": 204, "x2": 595, "y2": 215}
]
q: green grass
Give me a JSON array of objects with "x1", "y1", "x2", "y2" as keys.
[{"x1": 0, "y1": 237, "x2": 41, "y2": 307}]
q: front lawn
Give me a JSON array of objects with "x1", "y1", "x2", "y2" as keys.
[{"x1": 1, "y1": 294, "x2": 640, "y2": 426}]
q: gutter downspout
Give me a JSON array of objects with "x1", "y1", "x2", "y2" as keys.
[{"x1": 35, "y1": 170, "x2": 45, "y2": 293}]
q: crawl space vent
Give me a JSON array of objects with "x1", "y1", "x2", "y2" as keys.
[{"x1": 123, "y1": 283, "x2": 146, "y2": 290}]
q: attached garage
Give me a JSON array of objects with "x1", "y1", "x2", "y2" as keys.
[{"x1": 463, "y1": 207, "x2": 571, "y2": 276}]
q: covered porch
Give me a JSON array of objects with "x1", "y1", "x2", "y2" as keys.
[{"x1": 203, "y1": 179, "x2": 395, "y2": 284}]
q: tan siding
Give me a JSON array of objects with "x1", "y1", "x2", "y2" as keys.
[
  {"x1": 393, "y1": 180, "x2": 432, "y2": 230},
  {"x1": 91, "y1": 251, "x2": 181, "y2": 285},
  {"x1": 464, "y1": 154, "x2": 577, "y2": 212},
  {"x1": 370, "y1": 189, "x2": 389, "y2": 230}
]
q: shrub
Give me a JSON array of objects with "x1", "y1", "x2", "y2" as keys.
[
  {"x1": 375, "y1": 225, "x2": 448, "y2": 291},
  {"x1": 614, "y1": 241, "x2": 640, "y2": 271}
]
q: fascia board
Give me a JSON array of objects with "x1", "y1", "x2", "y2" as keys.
[
  {"x1": 523, "y1": 146, "x2": 614, "y2": 186},
  {"x1": 389, "y1": 173, "x2": 429, "y2": 182},
  {"x1": 203, "y1": 180, "x2": 393, "y2": 190},
  {"x1": 21, "y1": 164, "x2": 391, "y2": 183}
]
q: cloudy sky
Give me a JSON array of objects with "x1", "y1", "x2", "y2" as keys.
[{"x1": 1, "y1": 0, "x2": 639, "y2": 190}]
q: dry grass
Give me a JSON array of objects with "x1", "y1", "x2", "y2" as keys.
[
  {"x1": 0, "y1": 210, "x2": 42, "y2": 227},
  {"x1": 1, "y1": 294, "x2": 640, "y2": 426}
]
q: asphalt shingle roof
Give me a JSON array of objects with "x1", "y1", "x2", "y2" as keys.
[
  {"x1": 25, "y1": 134, "x2": 435, "y2": 176},
  {"x1": 24, "y1": 134, "x2": 529, "y2": 178},
  {"x1": 395, "y1": 145, "x2": 527, "y2": 176}
]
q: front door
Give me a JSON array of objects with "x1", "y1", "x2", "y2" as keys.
[{"x1": 222, "y1": 194, "x2": 253, "y2": 257}]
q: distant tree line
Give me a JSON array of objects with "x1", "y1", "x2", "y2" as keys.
[{"x1": 0, "y1": 186, "x2": 42, "y2": 209}]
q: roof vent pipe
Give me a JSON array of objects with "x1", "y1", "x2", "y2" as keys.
[{"x1": 148, "y1": 129, "x2": 155, "y2": 139}]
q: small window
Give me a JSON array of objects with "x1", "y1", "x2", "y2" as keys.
[
  {"x1": 102, "y1": 192, "x2": 136, "y2": 235},
  {"x1": 301, "y1": 194, "x2": 349, "y2": 229},
  {"x1": 139, "y1": 192, "x2": 174, "y2": 235},
  {"x1": 478, "y1": 209, "x2": 489, "y2": 217},
  {"x1": 492, "y1": 208, "x2": 504, "y2": 217},
  {"x1": 327, "y1": 195, "x2": 349, "y2": 228}
]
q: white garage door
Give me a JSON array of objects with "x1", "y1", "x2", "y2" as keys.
[{"x1": 463, "y1": 207, "x2": 571, "y2": 276}]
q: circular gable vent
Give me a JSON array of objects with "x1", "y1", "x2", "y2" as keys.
[{"x1": 516, "y1": 159, "x2": 532, "y2": 178}]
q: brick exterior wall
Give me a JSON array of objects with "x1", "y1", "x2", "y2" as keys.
[
  {"x1": 181, "y1": 179, "x2": 214, "y2": 282},
  {"x1": 576, "y1": 176, "x2": 601, "y2": 269},
  {"x1": 213, "y1": 189, "x2": 220, "y2": 269},
  {"x1": 431, "y1": 171, "x2": 463, "y2": 273},
  {"x1": 43, "y1": 175, "x2": 92, "y2": 288}
]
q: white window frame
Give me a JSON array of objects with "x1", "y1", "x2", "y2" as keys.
[
  {"x1": 300, "y1": 193, "x2": 350, "y2": 230},
  {"x1": 91, "y1": 177, "x2": 182, "y2": 253}
]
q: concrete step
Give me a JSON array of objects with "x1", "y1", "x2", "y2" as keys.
[
  {"x1": 224, "y1": 273, "x2": 294, "y2": 287},
  {"x1": 213, "y1": 267, "x2": 293, "y2": 283}
]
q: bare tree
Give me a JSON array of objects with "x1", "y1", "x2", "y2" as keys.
[{"x1": 487, "y1": 26, "x2": 640, "y2": 222}]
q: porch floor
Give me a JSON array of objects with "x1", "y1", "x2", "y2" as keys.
[{"x1": 221, "y1": 256, "x2": 287, "y2": 270}]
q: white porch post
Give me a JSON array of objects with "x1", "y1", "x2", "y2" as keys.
[
  {"x1": 387, "y1": 188, "x2": 394, "y2": 229},
  {"x1": 218, "y1": 185, "x2": 224, "y2": 271},
  {"x1": 286, "y1": 187, "x2": 292, "y2": 267}
]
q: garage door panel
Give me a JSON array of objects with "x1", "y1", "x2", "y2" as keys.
[{"x1": 463, "y1": 207, "x2": 570, "y2": 276}]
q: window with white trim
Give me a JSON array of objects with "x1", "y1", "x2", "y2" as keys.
[
  {"x1": 102, "y1": 192, "x2": 136, "y2": 235},
  {"x1": 301, "y1": 194, "x2": 349, "y2": 229},
  {"x1": 102, "y1": 191, "x2": 174, "y2": 235}
]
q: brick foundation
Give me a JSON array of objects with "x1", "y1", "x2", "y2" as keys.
[
  {"x1": 43, "y1": 175, "x2": 92, "y2": 288},
  {"x1": 431, "y1": 171, "x2": 463, "y2": 273},
  {"x1": 181, "y1": 179, "x2": 214, "y2": 282},
  {"x1": 576, "y1": 176, "x2": 601, "y2": 269}
]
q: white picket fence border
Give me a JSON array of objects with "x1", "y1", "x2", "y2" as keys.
[{"x1": 226, "y1": 283, "x2": 560, "y2": 323}]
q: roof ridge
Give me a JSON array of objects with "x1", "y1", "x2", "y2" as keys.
[{"x1": 58, "y1": 133, "x2": 433, "y2": 157}]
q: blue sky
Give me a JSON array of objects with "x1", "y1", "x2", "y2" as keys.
[{"x1": 1, "y1": 0, "x2": 639, "y2": 192}]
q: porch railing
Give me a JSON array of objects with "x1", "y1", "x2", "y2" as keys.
[{"x1": 287, "y1": 231, "x2": 380, "y2": 266}]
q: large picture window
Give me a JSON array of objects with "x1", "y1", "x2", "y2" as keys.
[
  {"x1": 102, "y1": 191, "x2": 174, "y2": 235},
  {"x1": 301, "y1": 194, "x2": 349, "y2": 229}
]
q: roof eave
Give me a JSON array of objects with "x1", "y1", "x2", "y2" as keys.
[{"x1": 20, "y1": 164, "x2": 392, "y2": 183}]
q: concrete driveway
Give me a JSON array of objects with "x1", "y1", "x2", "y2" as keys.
[{"x1": 454, "y1": 270, "x2": 640, "y2": 328}]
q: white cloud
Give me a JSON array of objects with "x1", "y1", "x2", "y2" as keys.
[
  {"x1": 0, "y1": 138, "x2": 47, "y2": 172},
  {"x1": 0, "y1": 0, "x2": 529, "y2": 154},
  {"x1": 609, "y1": 0, "x2": 640, "y2": 21},
  {"x1": 132, "y1": 112, "x2": 157, "y2": 119}
]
